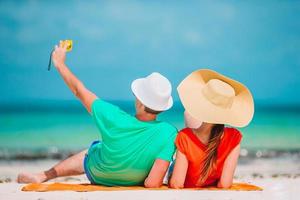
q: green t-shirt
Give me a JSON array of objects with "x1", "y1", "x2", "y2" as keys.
[{"x1": 85, "y1": 99, "x2": 177, "y2": 186}]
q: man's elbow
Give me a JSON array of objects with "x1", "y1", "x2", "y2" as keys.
[
  {"x1": 74, "y1": 84, "x2": 84, "y2": 98},
  {"x1": 144, "y1": 181, "x2": 163, "y2": 188}
]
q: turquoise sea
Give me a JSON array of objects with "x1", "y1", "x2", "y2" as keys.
[{"x1": 0, "y1": 100, "x2": 300, "y2": 160}]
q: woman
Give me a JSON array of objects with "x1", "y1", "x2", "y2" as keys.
[{"x1": 169, "y1": 69, "x2": 254, "y2": 188}]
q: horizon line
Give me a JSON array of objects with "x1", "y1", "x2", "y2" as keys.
[{"x1": 0, "y1": 99, "x2": 300, "y2": 113}]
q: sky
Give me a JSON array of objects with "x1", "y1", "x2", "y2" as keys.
[{"x1": 0, "y1": 0, "x2": 300, "y2": 105}]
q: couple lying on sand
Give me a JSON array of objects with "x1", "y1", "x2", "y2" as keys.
[{"x1": 18, "y1": 42, "x2": 254, "y2": 188}]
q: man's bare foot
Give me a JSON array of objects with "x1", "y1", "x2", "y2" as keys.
[{"x1": 17, "y1": 172, "x2": 47, "y2": 183}]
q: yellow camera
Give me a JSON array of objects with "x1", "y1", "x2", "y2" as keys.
[
  {"x1": 48, "y1": 40, "x2": 73, "y2": 71},
  {"x1": 61, "y1": 40, "x2": 73, "y2": 52}
]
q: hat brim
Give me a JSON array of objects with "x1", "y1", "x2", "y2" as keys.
[
  {"x1": 131, "y1": 78, "x2": 173, "y2": 111},
  {"x1": 177, "y1": 69, "x2": 254, "y2": 127}
]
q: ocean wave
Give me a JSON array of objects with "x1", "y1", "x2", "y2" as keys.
[{"x1": 1, "y1": 147, "x2": 300, "y2": 161}]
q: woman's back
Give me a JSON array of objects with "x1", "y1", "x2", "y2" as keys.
[{"x1": 175, "y1": 127, "x2": 242, "y2": 187}]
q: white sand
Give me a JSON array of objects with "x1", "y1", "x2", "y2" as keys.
[
  {"x1": 0, "y1": 159, "x2": 299, "y2": 200},
  {"x1": 1, "y1": 179, "x2": 299, "y2": 200}
]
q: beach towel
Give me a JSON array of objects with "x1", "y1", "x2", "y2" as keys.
[{"x1": 22, "y1": 182, "x2": 263, "y2": 192}]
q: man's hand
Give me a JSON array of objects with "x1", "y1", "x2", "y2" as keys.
[{"x1": 52, "y1": 41, "x2": 67, "y2": 68}]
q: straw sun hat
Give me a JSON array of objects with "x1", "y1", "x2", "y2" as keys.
[{"x1": 177, "y1": 69, "x2": 254, "y2": 127}]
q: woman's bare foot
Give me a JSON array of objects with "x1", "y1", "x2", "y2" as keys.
[{"x1": 17, "y1": 172, "x2": 47, "y2": 183}]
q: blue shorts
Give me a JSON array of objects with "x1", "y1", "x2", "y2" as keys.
[{"x1": 83, "y1": 140, "x2": 101, "y2": 184}]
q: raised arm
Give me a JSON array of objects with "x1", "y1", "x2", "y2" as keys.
[
  {"x1": 169, "y1": 150, "x2": 188, "y2": 189},
  {"x1": 217, "y1": 144, "x2": 241, "y2": 188},
  {"x1": 52, "y1": 41, "x2": 98, "y2": 113}
]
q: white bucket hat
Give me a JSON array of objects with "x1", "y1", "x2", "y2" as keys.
[{"x1": 131, "y1": 72, "x2": 173, "y2": 111}]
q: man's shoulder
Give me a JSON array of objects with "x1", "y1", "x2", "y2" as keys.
[
  {"x1": 157, "y1": 121, "x2": 178, "y2": 135},
  {"x1": 92, "y1": 99, "x2": 117, "y2": 110},
  {"x1": 92, "y1": 99, "x2": 134, "y2": 123}
]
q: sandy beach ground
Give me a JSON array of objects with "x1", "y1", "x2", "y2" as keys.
[{"x1": 0, "y1": 159, "x2": 299, "y2": 200}]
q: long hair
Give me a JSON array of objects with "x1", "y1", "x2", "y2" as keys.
[{"x1": 197, "y1": 124, "x2": 225, "y2": 186}]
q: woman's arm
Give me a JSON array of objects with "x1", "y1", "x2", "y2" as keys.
[
  {"x1": 169, "y1": 150, "x2": 188, "y2": 189},
  {"x1": 52, "y1": 42, "x2": 98, "y2": 113},
  {"x1": 144, "y1": 159, "x2": 169, "y2": 188},
  {"x1": 217, "y1": 144, "x2": 241, "y2": 188}
]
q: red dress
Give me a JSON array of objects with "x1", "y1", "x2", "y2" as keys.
[{"x1": 175, "y1": 127, "x2": 242, "y2": 188}]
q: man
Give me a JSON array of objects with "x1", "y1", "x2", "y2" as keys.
[{"x1": 17, "y1": 41, "x2": 177, "y2": 188}]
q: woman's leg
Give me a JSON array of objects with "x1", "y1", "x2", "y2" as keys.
[{"x1": 17, "y1": 149, "x2": 87, "y2": 183}]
